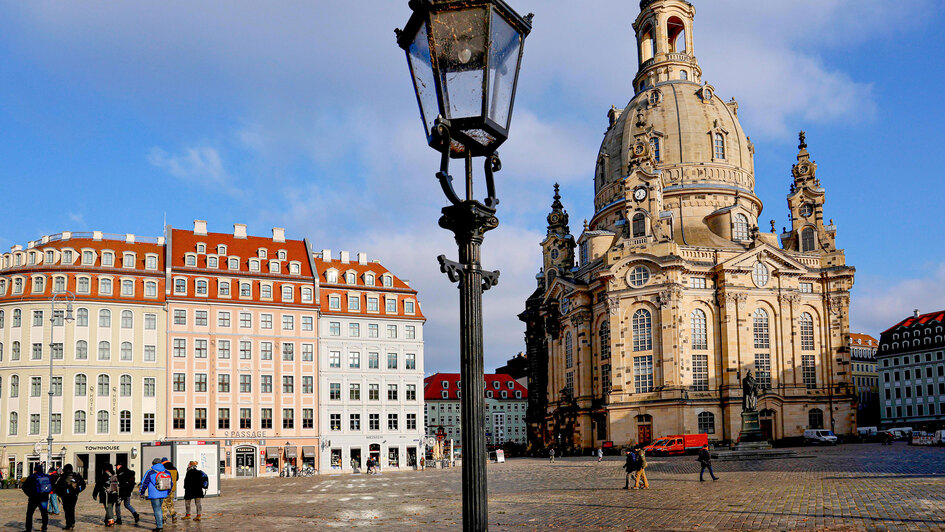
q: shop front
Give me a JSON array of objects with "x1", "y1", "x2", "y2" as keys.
[
  {"x1": 6, "y1": 442, "x2": 143, "y2": 481},
  {"x1": 215, "y1": 438, "x2": 319, "y2": 478}
]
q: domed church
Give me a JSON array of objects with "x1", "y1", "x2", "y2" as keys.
[{"x1": 520, "y1": 0, "x2": 856, "y2": 451}]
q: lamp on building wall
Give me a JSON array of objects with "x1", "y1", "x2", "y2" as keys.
[
  {"x1": 47, "y1": 291, "x2": 75, "y2": 470},
  {"x1": 396, "y1": 2, "x2": 532, "y2": 529}
]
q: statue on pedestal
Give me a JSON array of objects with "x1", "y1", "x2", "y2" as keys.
[{"x1": 742, "y1": 370, "x2": 759, "y2": 412}]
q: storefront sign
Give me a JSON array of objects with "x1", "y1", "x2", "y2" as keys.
[
  {"x1": 223, "y1": 431, "x2": 267, "y2": 438},
  {"x1": 85, "y1": 445, "x2": 121, "y2": 451}
]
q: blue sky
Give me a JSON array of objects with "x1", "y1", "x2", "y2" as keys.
[{"x1": 1, "y1": 0, "x2": 943, "y2": 373}]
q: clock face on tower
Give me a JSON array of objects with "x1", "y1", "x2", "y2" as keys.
[
  {"x1": 800, "y1": 204, "x2": 814, "y2": 218},
  {"x1": 633, "y1": 187, "x2": 648, "y2": 202}
]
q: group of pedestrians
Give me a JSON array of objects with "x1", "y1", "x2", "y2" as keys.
[
  {"x1": 22, "y1": 457, "x2": 207, "y2": 532},
  {"x1": 622, "y1": 445, "x2": 649, "y2": 489}
]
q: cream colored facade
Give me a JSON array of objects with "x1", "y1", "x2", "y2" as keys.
[
  {"x1": 533, "y1": 0, "x2": 856, "y2": 451},
  {"x1": 0, "y1": 233, "x2": 166, "y2": 481}
]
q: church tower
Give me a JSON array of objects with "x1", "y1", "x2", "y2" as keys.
[
  {"x1": 541, "y1": 184, "x2": 575, "y2": 279},
  {"x1": 781, "y1": 132, "x2": 839, "y2": 257},
  {"x1": 633, "y1": 0, "x2": 702, "y2": 93}
]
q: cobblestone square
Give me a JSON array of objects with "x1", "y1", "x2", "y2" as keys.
[{"x1": 3, "y1": 444, "x2": 945, "y2": 531}]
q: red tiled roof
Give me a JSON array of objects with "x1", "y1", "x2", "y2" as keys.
[
  {"x1": 423, "y1": 372, "x2": 527, "y2": 400},
  {"x1": 314, "y1": 256, "x2": 424, "y2": 320},
  {"x1": 883, "y1": 310, "x2": 945, "y2": 334},
  {"x1": 848, "y1": 333, "x2": 878, "y2": 347}
]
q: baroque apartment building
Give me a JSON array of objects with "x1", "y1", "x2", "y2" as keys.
[
  {"x1": 522, "y1": 0, "x2": 856, "y2": 452},
  {"x1": 877, "y1": 310, "x2": 945, "y2": 431},
  {"x1": 0, "y1": 232, "x2": 167, "y2": 481},
  {"x1": 314, "y1": 250, "x2": 425, "y2": 472},
  {"x1": 165, "y1": 222, "x2": 319, "y2": 477},
  {"x1": 848, "y1": 333, "x2": 879, "y2": 427},
  {"x1": 423, "y1": 373, "x2": 528, "y2": 448}
]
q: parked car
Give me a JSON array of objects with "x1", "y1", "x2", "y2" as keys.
[
  {"x1": 933, "y1": 429, "x2": 945, "y2": 446},
  {"x1": 803, "y1": 429, "x2": 838, "y2": 445},
  {"x1": 887, "y1": 428, "x2": 912, "y2": 441}
]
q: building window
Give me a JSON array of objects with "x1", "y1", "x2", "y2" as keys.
[
  {"x1": 74, "y1": 374, "x2": 87, "y2": 396},
  {"x1": 8, "y1": 412, "x2": 16, "y2": 435},
  {"x1": 628, "y1": 265, "x2": 650, "y2": 287},
  {"x1": 218, "y1": 408, "x2": 230, "y2": 430},
  {"x1": 388, "y1": 414, "x2": 399, "y2": 430},
  {"x1": 406, "y1": 384, "x2": 417, "y2": 401},
  {"x1": 329, "y1": 382, "x2": 341, "y2": 400},
  {"x1": 752, "y1": 262, "x2": 769, "y2": 287},
  {"x1": 239, "y1": 409, "x2": 252, "y2": 429},
  {"x1": 329, "y1": 351, "x2": 341, "y2": 368},
  {"x1": 367, "y1": 297, "x2": 379, "y2": 312},
  {"x1": 119, "y1": 375, "x2": 131, "y2": 396},
  {"x1": 329, "y1": 322, "x2": 341, "y2": 336},
  {"x1": 714, "y1": 132, "x2": 725, "y2": 159},
  {"x1": 802, "y1": 355, "x2": 817, "y2": 389},
  {"x1": 349, "y1": 323, "x2": 360, "y2": 337},
  {"x1": 406, "y1": 325, "x2": 416, "y2": 339},
  {"x1": 388, "y1": 384, "x2": 399, "y2": 401},
  {"x1": 172, "y1": 408, "x2": 185, "y2": 430},
  {"x1": 97, "y1": 341, "x2": 110, "y2": 361},
  {"x1": 632, "y1": 309, "x2": 652, "y2": 351},
  {"x1": 119, "y1": 410, "x2": 132, "y2": 433},
  {"x1": 173, "y1": 373, "x2": 186, "y2": 392},
  {"x1": 330, "y1": 414, "x2": 341, "y2": 431},
  {"x1": 386, "y1": 298, "x2": 397, "y2": 313},
  {"x1": 602, "y1": 363, "x2": 612, "y2": 394},
  {"x1": 282, "y1": 342, "x2": 294, "y2": 361},
  {"x1": 733, "y1": 214, "x2": 749, "y2": 241},
  {"x1": 303, "y1": 376, "x2": 314, "y2": 394},
  {"x1": 369, "y1": 383, "x2": 380, "y2": 401},
  {"x1": 387, "y1": 324, "x2": 398, "y2": 338},
  {"x1": 78, "y1": 278, "x2": 90, "y2": 293},
  {"x1": 349, "y1": 413, "x2": 360, "y2": 431},
  {"x1": 406, "y1": 353, "x2": 417, "y2": 370},
  {"x1": 565, "y1": 371, "x2": 574, "y2": 398},
  {"x1": 217, "y1": 374, "x2": 230, "y2": 393},
  {"x1": 174, "y1": 278, "x2": 186, "y2": 294},
  {"x1": 801, "y1": 227, "x2": 815, "y2": 252},
  {"x1": 753, "y1": 309, "x2": 769, "y2": 349},
  {"x1": 634, "y1": 355, "x2": 653, "y2": 393},
  {"x1": 698, "y1": 412, "x2": 715, "y2": 434},
  {"x1": 808, "y1": 408, "x2": 823, "y2": 429},
  {"x1": 755, "y1": 353, "x2": 771, "y2": 389},
  {"x1": 74, "y1": 411, "x2": 86, "y2": 434},
  {"x1": 98, "y1": 410, "x2": 111, "y2": 433},
  {"x1": 369, "y1": 324, "x2": 379, "y2": 338},
  {"x1": 239, "y1": 375, "x2": 252, "y2": 393},
  {"x1": 388, "y1": 352, "x2": 398, "y2": 369},
  {"x1": 599, "y1": 321, "x2": 611, "y2": 360},
  {"x1": 349, "y1": 383, "x2": 360, "y2": 401},
  {"x1": 348, "y1": 351, "x2": 361, "y2": 369},
  {"x1": 692, "y1": 354, "x2": 708, "y2": 391},
  {"x1": 282, "y1": 408, "x2": 295, "y2": 430},
  {"x1": 369, "y1": 352, "x2": 379, "y2": 369},
  {"x1": 302, "y1": 343, "x2": 314, "y2": 361},
  {"x1": 800, "y1": 313, "x2": 814, "y2": 350},
  {"x1": 144, "y1": 377, "x2": 155, "y2": 397},
  {"x1": 121, "y1": 279, "x2": 134, "y2": 296},
  {"x1": 565, "y1": 332, "x2": 574, "y2": 369},
  {"x1": 691, "y1": 309, "x2": 707, "y2": 350},
  {"x1": 800, "y1": 282, "x2": 813, "y2": 293}
]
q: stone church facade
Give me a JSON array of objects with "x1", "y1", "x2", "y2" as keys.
[{"x1": 522, "y1": 0, "x2": 856, "y2": 452}]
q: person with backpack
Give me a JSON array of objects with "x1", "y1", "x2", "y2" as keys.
[
  {"x1": 623, "y1": 448, "x2": 640, "y2": 489},
  {"x1": 632, "y1": 446, "x2": 649, "y2": 489},
  {"x1": 115, "y1": 463, "x2": 140, "y2": 524},
  {"x1": 182, "y1": 461, "x2": 208, "y2": 521},
  {"x1": 46, "y1": 467, "x2": 61, "y2": 515},
  {"x1": 91, "y1": 463, "x2": 120, "y2": 526},
  {"x1": 140, "y1": 457, "x2": 172, "y2": 532},
  {"x1": 22, "y1": 463, "x2": 52, "y2": 532},
  {"x1": 160, "y1": 458, "x2": 179, "y2": 523},
  {"x1": 697, "y1": 444, "x2": 719, "y2": 482},
  {"x1": 54, "y1": 463, "x2": 86, "y2": 531}
]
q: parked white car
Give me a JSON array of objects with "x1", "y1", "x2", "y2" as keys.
[{"x1": 803, "y1": 429, "x2": 838, "y2": 445}]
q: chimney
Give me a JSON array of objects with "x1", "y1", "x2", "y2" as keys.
[
  {"x1": 125, "y1": 234, "x2": 136, "y2": 243},
  {"x1": 272, "y1": 227, "x2": 285, "y2": 243},
  {"x1": 914, "y1": 309, "x2": 920, "y2": 319},
  {"x1": 357, "y1": 252, "x2": 367, "y2": 265},
  {"x1": 340, "y1": 251, "x2": 350, "y2": 264},
  {"x1": 194, "y1": 220, "x2": 208, "y2": 235},
  {"x1": 234, "y1": 223, "x2": 247, "y2": 239},
  {"x1": 321, "y1": 249, "x2": 332, "y2": 262}
]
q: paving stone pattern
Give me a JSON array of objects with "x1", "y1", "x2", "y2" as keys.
[{"x1": 2, "y1": 444, "x2": 944, "y2": 531}]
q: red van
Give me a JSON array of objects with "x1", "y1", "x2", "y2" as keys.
[{"x1": 650, "y1": 434, "x2": 708, "y2": 455}]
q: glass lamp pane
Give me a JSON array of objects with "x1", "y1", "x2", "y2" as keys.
[
  {"x1": 487, "y1": 10, "x2": 522, "y2": 130},
  {"x1": 408, "y1": 22, "x2": 439, "y2": 137},
  {"x1": 430, "y1": 8, "x2": 488, "y2": 120}
]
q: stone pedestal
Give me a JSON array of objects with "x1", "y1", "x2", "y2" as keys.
[{"x1": 735, "y1": 411, "x2": 771, "y2": 450}]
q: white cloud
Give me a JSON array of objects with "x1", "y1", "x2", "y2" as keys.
[
  {"x1": 147, "y1": 146, "x2": 231, "y2": 187},
  {"x1": 851, "y1": 263, "x2": 945, "y2": 337}
]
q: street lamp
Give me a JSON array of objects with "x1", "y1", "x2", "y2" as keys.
[
  {"x1": 397, "y1": 2, "x2": 531, "y2": 530},
  {"x1": 48, "y1": 291, "x2": 75, "y2": 470}
]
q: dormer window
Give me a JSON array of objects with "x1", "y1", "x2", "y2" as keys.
[
  {"x1": 493, "y1": 381, "x2": 500, "y2": 390},
  {"x1": 714, "y1": 132, "x2": 726, "y2": 159},
  {"x1": 249, "y1": 259, "x2": 260, "y2": 272},
  {"x1": 261, "y1": 284, "x2": 272, "y2": 298},
  {"x1": 258, "y1": 248, "x2": 268, "y2": 259},
  {"x1": 62, "y1": 250, "x2": 73, "y2": 263},
  {"x1": 45, "y1": 250, "x2": 55, "y2": 264},
  {"x1": 33, "y1": 276, "x2": 45, "y2": 293},
  {"x1": 329, "y1": 295, "x2": 341, "y2": 310},
  {"x1": 345, "y1": 272, "x2": 356, "y2": 284},
  {"x1": 302, "y1": 287, "x2": 313, "y2": 302},
  {"x1": 185, "y1": 254, "x2": 197, "y2": 267},
  {"x1": 269, "y1": 261, "x2": 280, "y2": 273},
  {"x1": 123, "y1": 253, "x2": 135, "y2": 268},
  {"x1": 217, "y1": 244, "x2": 227, "y2": 255},
  {"x1": 442, "y1": 381, "x2": 449, "y2": 389},
  {"x1": 174, "y1": 278, "x2": 186, "y2": 294},
  {"x1": 732, "y1": 214, "x2": 749, "y2": 241},
  {"x1": 441, "y1": 391, "x2": 448, "y2": 398},
  {"x1": 501, "y1": 390, "x2": 508, "y2": 398},
  {"x1": 102, "y1": 252, "x2": 114, "y2": 267},
  {"x1": 365, "y1": 273, "x2": 375, "y2": 285},
  {"x1": 515, "y1": 390, "x2": 522, "y2": 398},
  {"x1": 82, "y1": 251, "x2": 94, "y2": 265},
  {"x1": 196, "y1": 243, "x2": 206, "y2": 253},
  {"x1": 145, "y1": 255, "x2": 158, "y2": 269},
  {"x1": 196, "y1": 280, "x2": 208, "y2": 295},
  {"x1": 228, "y1": 258, "x2": 239, "y2": 270},
  {"x1": 28, "y1": 252, "x2": 37, "y2": 265},
  {"x1": 405, "y1": 300, "x2": 415, "y2": 314},
  {"x1": 240, "y1": 283, "x2": 251, "y2": 297},
  {"x1": 326, "y1": 270, "x2": 338, "y2": 283},
  {"x1": 281, "y1": 285, "x2": 293, "y2": 301},
  {"x1": 207, "y1": 256, "x2": 218, "y2": 268},
  {"x1": 278, "y1": 250, "x2": 287, "y2": 260},
  {"x1": 14, "y1": 278, "x2": 23, "y2": 293},
  {"x1": 507, "y1": 381, "x2": 514, "y2": 389},
  {"x1": 486, "y1": 391, "x2": 493, "y2": 398},
  {"x1": 289, "y1": 263, "x2": 300, "y2": 275},
  {"x1": 382, "y1": 275, "x2": 393, "y2": 287}
]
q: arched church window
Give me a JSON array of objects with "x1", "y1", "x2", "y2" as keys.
[
  {"x1": 679, "y1": 70, "x2": 688, "y2": 81},
  {"x1": 732, "y1": 214, "x2": 749, "y2": 241},
  {"x1": 632, "y1": 213, "x2": 646, "y2": 238},
  {"x1": 697, "y1": 412, "x2": 714, "y2": 434},
  {"x1": 565, "y1": 332, "x2": 573, "y2": 369},
  {"x1": 714, "y1": 133, "x2": 726, "y2": 159},
  {"x1": 667, "y1": 16, "x2": 686, "y2": 53},
  {"x1": 691, "y1": 309, "x2": 707, "y2": 350},
  {"x1": 639, "y1": 25, "x2": 656, "y2": 63},
  {"x1": 599, "y1": 321, "x2": 611, "y2": 360},
  {"x1": 808, "y1": 408, "x2": 824, "y2": 429},
  {"x1": 632, "y1": 309, "x2": 652, "y2": 352},
  {"x1": 650, "y1": 137, "x2": 661, "y2": 162},
  {"x1": 801, "y1": 227, "x2": 815, "y2": 252},
  {"x1": 753, "y1": 308, "x2": 769, "y2": 349},
  {"x1": 800, "y1": 313, "x2": 814, "y2": 350}
]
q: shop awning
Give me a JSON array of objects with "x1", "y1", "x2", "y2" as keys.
[
  {"x1": 302, "y1": 446, "x2": 316, "y2": 458},
  {"x1": 285, "y1": 446, "x2": 298, "y2": 459},
  {"x1": 265, "y1": 447, "x2": 279, "y2": 459}
]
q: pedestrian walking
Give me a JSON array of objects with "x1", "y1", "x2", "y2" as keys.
[
  {"x1": 115, "y1": 463, "x2": 140, "y2": 524},
  {"x1": 623, "y1": 448, "x2": 640, "y2": 489},
  {"x1": 596, "y1": 448, "x2": 604, "y2": 463},
  {"x1": 91, "y1": 463, "x2": 120, "y2": 526},
  {"x1": 22, "y1": 463, "x2": 52, "y2": 532},
  {"x1": 140, "y1": 457, "x2": 173, "y2": 532},
  {"x1": 46, "y1": 467, "x2": 61, "y2": 515},
  {"x1": 632, "y1": 447, "x2": 649, "y2": 489},
  {"x1": 54, "y1": 463, "x2": 86, "y2": 531},
  {"x1": 182, "y1": 461, "x2": 208, "y2": 521},
  {"x1": 697, "y1": 444, "x2": 719, "y2": 481},
  {"x1": 549, "y1": 447, "x2": 555, "y2": 463},
  {"x1": 161, "y1": 458, "x2": 179, "y2": 523}
]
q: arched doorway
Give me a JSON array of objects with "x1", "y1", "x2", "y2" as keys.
[
  {"x1": 636, "y1": 414, "x2": 653, "y2": 445},
  {"x1": 759, "y1": 409, "x2": 776, "y2": 441},
  {"x1": 369, "y1": 444, "x2": 381, "y2": 468}
]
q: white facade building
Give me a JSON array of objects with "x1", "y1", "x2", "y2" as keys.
[
  {"x1": 314, "y1": 251, "x2": 425, "y2": 472},
  {"x1": 423, "y1": 373, "x2": 528, "y2": 447}
]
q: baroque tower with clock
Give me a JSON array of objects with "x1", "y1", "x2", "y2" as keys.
[{"x1": 522, "y1": 0, "x2": 856, "y2": 454}]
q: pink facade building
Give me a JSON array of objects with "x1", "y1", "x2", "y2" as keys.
[{"x1": 165, "y1": 222, "x2": 319, "y2": 477}]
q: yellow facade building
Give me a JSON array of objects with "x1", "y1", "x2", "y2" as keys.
[{"x1": 526, "y1": 0, "x2": 856, "y2": 451}]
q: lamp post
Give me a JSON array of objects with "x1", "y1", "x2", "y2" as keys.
[
  {"x1": 397, "y1": 2, "x2": 531, "y2": 529},
  {"x1": 48, "y1": 291, "x2": 75, "y2": 470}
]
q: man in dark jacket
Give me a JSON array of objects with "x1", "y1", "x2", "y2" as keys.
[
  {"x1": 698, "y1": 444, "x2": 719, "y2": 481},
  {"x1": 55, "y1": 464, "x2": 86, "y2": 530},
  {"x1": 91, "y1": 463, "x2": 119, "y2": 526},
  {"x1": 115, "y1": 463, "x2": 140, "y2": 524},
  {"x1": 182, "y1": 461, "x2": 206, "y2": 520},
  {"x1": 22, "y1": 463, "x2": 51, "y2": 532},
  {"x1": 623, "y1": 448, "x2": 639, "y2": 489}
]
